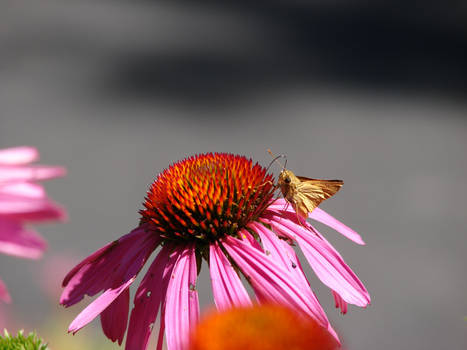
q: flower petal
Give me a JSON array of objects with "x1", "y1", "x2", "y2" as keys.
[
  {"x1": 100, "y1": 287, "x2": 130, "y2": 345},
  {"x1": 0, "y1": 278, "x2": 11, "y2": 303},
  {"x1": 3, "y1": 204, "x2": 67, "y2": 222},
  {"x1": 332, "y1": 290, "x2": 348, "y2": 314},
  {"x1": 61, "y1": 225, "x2": 160, "y2": 307},
  {"x1": 0, "y1": 183, "x2": 66, "y2": 222},
  {"x1": 267, "y1": 199, "x2": 365, "y2": 244},
  {"x1": 156, "y1": 306, "x2": 166, "y2": 350},
  {"x1": 0, "y1": 193, "x2": 65, "y2": 219},
  {"x1": 222, "y1": 235, "x2": 326, "y2": 322},
  {"x1": 310, "y1": 208, "x2": 365, "y2": 245},
  {"x1": 237, "y1": 229, "x2": 262, "y2": 250},
  {"x1": 0, "y1": 165, "x2": 66, "y2": 184},
  {"x1": 249, "y1": 222, "x2": 329, "y2": 327},
  {"x1": 165, "y1": 244, "x2": 199, "y2": 350},
  {"x1": 0, "y1": 147, "x2": 38, "y2": 165},
  {"x1": 68, "y1": 279, "x2": 133, "y2": 334},
  {"x1": 264, "y1": 215, "x2": 370, "y2": 307},
  {"x1": 0, "y1": 182, "x2": 46, "y2": 199},
  {"x1": 209, "y1": 242, "x2": 252, "y2": 311},
  {"x1": 0, "y1": 218, "x2": 47, "y2": 259},
  {"x1": 125, "y1": 245, "x2": 176, "y2": 350}
]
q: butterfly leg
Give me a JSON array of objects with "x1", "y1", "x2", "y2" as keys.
[
  {"x1": 257, "y1": 180, "x2": 278, "y2": 190},
  {"x1": 272, "y1": 199, "x2": 291, "y2": 223},
  {"x1": 290, "y1": 200, "x2": 315, "y2": 232}
]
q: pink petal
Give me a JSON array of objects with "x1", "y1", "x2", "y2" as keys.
[
  {"x1": 327, "y1": 324, "x2": 340, "y2": 344},
  {"x1": 249, "y1": 222, "x2": 306, "y2": 286},
  {"x1": 209, "y1": 242, "x2": 252, "y2": 311},
  {"x1": 61, "y1": 225, "x2": 160, "y2": 307},
  {"x1": 0, "y1": 194, "x2": 47, "y2": 214},
  {"x1": 100, "y1": 287, "x2": 130, "y2": 345},
  {"x1": 3, "y1": 204, "x2": 67, "y2": 222},
  {"x1": 222, "y1": 235, "x2": 327, "y2": 323},
  {"x1": 267, "y1": 199, "x2": 365, "y2": 244},
  {"x1": 0, "y1": 165, "x2": 66, "y2": 184},
  {"x1": 0, "y1": 183, "x2": 66, "y2": 221},
  {"x1": 237, "y1": 229, "x2": 262, "y2": 250},
  {"x1": 0, "y1": 147, "x2": 38, "y2": 165},
  {"x1": 332, "y1": 290, "x2": 348, "y2": 314},
  {"x1": 165, "y1": 244, "x2": 199, "y2": 350},
  {"x1": 0, "y1": 193, "x2": 64, "y2": 217},
  {"x1": 249, "y1": 222, "x2": 329, "y2": 327},
  {"x1": 125, "y1": 245, "x2": 176, "y2": 350},
  {"x1": 264, "y1": 215, "x2": 370, "y2": 307},
  {"x1": 266, "y1": 198, "x2": 291, "y2": 212},
  {"x1": 0, "y1": 183, "x2": 46, "y2": 199},
  {"x1": 68, "y1": 279, "x2": 134, "y2": 334},
  {"x1": 0, "y1": 218, "x2": 47, "y2": 259},
  {"x1": 266, "y1": 210, "x2": 345, "y2": 265},
  {"x1": 0, "y1": 278, "x2": 11, "y2": 303},
  {"x1": 156, "y1": 306, "x2": 166, "y2": 350},
  {"x1": 310, "y1": 208, "x2": 365, "y2": 245}
]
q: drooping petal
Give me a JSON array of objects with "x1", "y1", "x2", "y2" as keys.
[
  {"x1": 0, "y1": 182, "x2": 45, "y2": 199},
  {"x1": 310, "y1": 208, "x2": 365, "y2": 245},
  {"x1": 156, "y1": 305, "x2": 166, "y2": 350},
  {"x1": 332, "y1": 290, "x2": 348, "y2": 314},
  {"x1": 249, "y1": 222, "x2": 329, "y2": 328},
  {"x1": 100, "y1": 287, "x2": 130, "y2": 345},
  {"x1": 327, "y1": 323, "x2": 340, "y2": 344},
  {"x1": 266, "y1": 198, "x2": 291, "y2": 212},
  {"x1": 3, "y1": 204, "x2": 67, "y2": 222},
  {"x1": 249, "y1": 222, "x2": 306, "y2": 286},
  {"x1": 125, "y1": 245, "x2": 176, "y2": 350},
  {"x1": 0, "y1": 278, "x2": 11, "y2": 303},
  {"x1": 265, "y1": 210, "x2": 348, "y2": 266},
  {"x1": 222, "y1": 235, "x2": 326, "y2": 323},
  {"x1": 0, "y1": 182, "x2": 66, "y2": 222},
  {"x1": 267, "y1": 199, "x2": 365, "y2": 244},
  {"x1": 209, "y1": 242, "x2": 251, "y2": 311},
  {"x1": 165, "y1": 244, "x2": 199, "y2": 350},
  {"x1": 263, "y1": 215, "x2": 370, "y2": 307},
  {"x1": 0, "y1": 218, "x2": 47, "y2": 259},
  {"x1": 0, "y1": 147, "x2": 38, "y2": 165},
  {"x1": 0, "y1": 165, "x2": 66, "y2": 184},
  {"x1": 0, "y1": 193, "x2": 64, "y2": 218},
  {"x1": 68, "y1": 278, "x2": 134, "y2": 334},
  {"x1": 237, "y1": 229, "x2": 262, "y2": 250},
  {"x1": 61, "y1": 225, "x2": 160, "y2": 307}
]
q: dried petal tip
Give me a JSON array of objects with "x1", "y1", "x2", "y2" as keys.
[{"x1": 140, "y1": 153, "x2": 275, "y2": 243}]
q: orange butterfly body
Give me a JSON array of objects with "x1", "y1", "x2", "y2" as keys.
[{"x1": 278, "y1": 169, "x2": 343, "y2": 220}]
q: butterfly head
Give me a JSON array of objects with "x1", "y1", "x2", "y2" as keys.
[{"x1": 278, "y1": 169, "x2": 297, "y2": 197}]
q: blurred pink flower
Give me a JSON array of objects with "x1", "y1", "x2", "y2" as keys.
[
  {"x1": 0, "y1": 146, "x2": 66, "y2": 302},
  {"x1": 38, "y1": 253, "x2": 78, "y2": 300},
  {"x1": 61, "y1": 153, "x2": 370, "y2": 350}
]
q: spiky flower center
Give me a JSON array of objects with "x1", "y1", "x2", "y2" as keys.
[{"x1": 140, "y1": 153, "x2": 275, "y2": 243}]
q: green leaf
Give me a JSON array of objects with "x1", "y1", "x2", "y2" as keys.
[{"x1": 0, "y1": 330, "x2": 50, "y2": 350}]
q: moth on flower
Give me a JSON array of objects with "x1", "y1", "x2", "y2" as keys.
[
  {"x1": 61, "y1": 152, "x2": 369, "y2": 350},
  {"x1": 268, "y1": 150, "x2": 343, "y2": 220}
]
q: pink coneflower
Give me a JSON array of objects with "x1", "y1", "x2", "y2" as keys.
[
  {"x1": 0, "y1": 146, "x2": 66, "y2": 303},
  {"x1": 61, "y1": 153, "x2": 370, "y2": 350}
]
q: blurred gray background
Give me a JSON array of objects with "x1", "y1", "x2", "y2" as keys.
[{"x1": 1, "y1": 0, "x2": 466, "y2": 349}]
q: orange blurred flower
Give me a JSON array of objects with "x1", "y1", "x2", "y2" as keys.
[{"x1": 189, "y1": 304, "x2": 339, "y2": 350}]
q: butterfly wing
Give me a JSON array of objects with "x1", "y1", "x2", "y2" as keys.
[{"x1": 294, "y1": 177, "x2": 343, "y2": 216}]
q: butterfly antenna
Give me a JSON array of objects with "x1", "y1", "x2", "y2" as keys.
[{"x1": 266, "y1": 149, "x2": 287, "y2": 172}]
